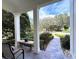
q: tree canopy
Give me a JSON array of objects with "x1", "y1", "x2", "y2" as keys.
[
  {"x1": 40, "y1": 13, "x2": 70, "y2": 31},
  {"x1": 20, "y1": 13, "x2": 31, "y2": 38}
]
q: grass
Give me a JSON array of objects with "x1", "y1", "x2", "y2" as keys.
[{"x1": 52, "y1": 32, "x2": 70, "y2": 38}]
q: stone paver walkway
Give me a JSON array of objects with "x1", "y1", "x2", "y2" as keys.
[{"x1": 35, "y1": 37, "x2": 64, "y2": 59}]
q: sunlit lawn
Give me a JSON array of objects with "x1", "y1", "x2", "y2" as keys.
[{"x1": 52, "y1": 32, "x2": 70, "y2": 38}]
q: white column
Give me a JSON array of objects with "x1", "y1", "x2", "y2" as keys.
[
  {"x1": 33, "y1": 8, "x2": 40, "y2": 53},
  {"x1": 14, "y1": 13, "x2": 20, "y2": 48},
  {"x1": 70, "y1": 0, "x2": 76, "y2": 59}
]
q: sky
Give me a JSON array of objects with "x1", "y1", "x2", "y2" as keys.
[{"x1": 27, "y1": 0, "x2": 70, "y2": 20}]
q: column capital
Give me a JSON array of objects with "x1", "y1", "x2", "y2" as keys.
[{"x1": 13, "y1": 13, "x2": 21, "y2": 16}]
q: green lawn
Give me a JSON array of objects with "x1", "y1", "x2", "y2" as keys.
[{"x1": 52, "y1": 32, "x2": 70, "y2": 38}]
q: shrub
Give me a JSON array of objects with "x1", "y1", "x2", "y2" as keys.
[
  {"x1": 61, "y1": 35, "x2": 70, "y2": 50},
  {"x1": 40, "y1": 32, "x2": 54, "y2": 43},
  {"x1": 64, "y1": 25, "x2": 69, "y2": 30},
  {"x1": 48, "y1": 25, "x2": 62, "y2": 31},
  {"x1": 26, "y1": 32, "x2": 34, "y2": 41},
  {"x1": 21, "y1": 32, "x2": 34, "y2": 41},
  {"x1": 2, "y1": 39, "x2": 15, "y2": 46},
  {"x1": 40, "y1": 32, "x2": 54, "y2": 50}
]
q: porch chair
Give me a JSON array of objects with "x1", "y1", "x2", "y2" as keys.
[{"x1": 2, "y1": 43, "x2": 24, "y2": 59}]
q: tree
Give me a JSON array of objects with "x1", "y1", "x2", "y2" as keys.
[
  {"x1": 2, "y1": 10, "x2": 31, "y2": 40},
  {"x1": 20, "y1": 13, "x2": 31, "y2": 38},
  {"x1": 40, "y1": 17, "x2": 56, "y2": 31},
  {"x1": 55, "y1": 13, "x2": 70, "y2": 27},
  {"x1": 40, "y1": 13, "x2": 70, "y2": 32}
]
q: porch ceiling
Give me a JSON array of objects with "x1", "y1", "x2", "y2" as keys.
[{"x1": 2, "y1": 0, "x2": 61, "y2": 13}]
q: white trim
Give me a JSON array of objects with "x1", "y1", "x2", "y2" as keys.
[
  {"x1": 70, "y1": 0, "x2": 76, "y2": 59},
  {"x1": 76, "y1": 0, "x2": 79, "y2": 59}
]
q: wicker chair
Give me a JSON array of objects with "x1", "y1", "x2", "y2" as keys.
[{"x1": 2, "y1": 43, "x2": 24, "y2": 59}]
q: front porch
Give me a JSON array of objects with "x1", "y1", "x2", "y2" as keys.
[
  {"x1": 17, "y1": 37, "x2": 72, "y2": 59},
  {"x1": 2, "y1": 0, "x2": 75, "y2": 59}
]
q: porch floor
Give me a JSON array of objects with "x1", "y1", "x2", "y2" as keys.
[{"x1": 17, "y1": 37, "x2": 72, "y2": 59}]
